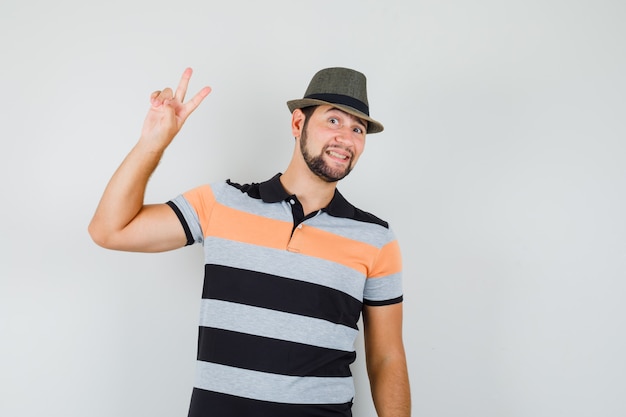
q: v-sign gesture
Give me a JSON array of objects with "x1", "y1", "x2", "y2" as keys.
[
  {"x1": 140, "y1": 67, "x2": 212, "y2": 151},
  {"x1": 88, "y1": 68, "x2": 211, "y2": 252}
]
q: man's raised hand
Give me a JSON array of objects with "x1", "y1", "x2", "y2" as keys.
[{"x1": 140, "y1": 68, "x2": 211, "y2": 150}]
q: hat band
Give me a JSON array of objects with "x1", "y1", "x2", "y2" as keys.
[{"x1": 304, "y1": 93, "x2": 370, "y2": 116}]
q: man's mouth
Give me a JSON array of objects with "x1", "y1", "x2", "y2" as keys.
[
  {"x1": 326, "y1": 147, "x2": 352, "y2": 161},
  {"x1": 328, "y1": 150, "x2": 349, "y2": 160}
]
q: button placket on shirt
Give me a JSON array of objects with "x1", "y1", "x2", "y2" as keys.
[{"x1": 286, "y1": 196, "x2": 314, "y2": 252}]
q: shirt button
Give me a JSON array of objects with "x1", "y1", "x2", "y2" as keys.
[{"x1": 289, "y1": 199, "x2": 295, "y2": 205}]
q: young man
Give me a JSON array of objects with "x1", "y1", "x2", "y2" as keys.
[{"x1": 89, "y1": 67, "x2": 410, "y2": 417}]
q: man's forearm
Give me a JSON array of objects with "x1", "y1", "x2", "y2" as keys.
[
  {"x1": 368, "y1": 356, "x2": 411, "y2": 417},
  {"x1": 88, "y1": 140, "x2": 164, "y2": 246},
  {"x1": 88, "y1": 69, "x2": 210, "y2": 251}
]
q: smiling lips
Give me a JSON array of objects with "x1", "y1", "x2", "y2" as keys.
[{"x1": 326, "y1": 147, "x2": 352, "y2": 163}]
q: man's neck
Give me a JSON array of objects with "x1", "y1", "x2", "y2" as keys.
[{"x1": 279, "y1": 167, "x2": 337, "y2": 216}]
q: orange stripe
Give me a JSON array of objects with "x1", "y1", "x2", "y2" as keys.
[
  {"x1": 289, "y1": 225, "x2": 392, "y2": 276},
  {"x1": 208, "y1": 203, "x2": 293, "y2": 250},
  {"x1": 183, "y1": 185, "x2": 216, "y2": 236},
  {"x1": 368, "y1": 239, "x2": 402, "y2": 278},
  {"x1": 183, "y1": 185, "x2": 215, "y2": 235},
  {"x1": 183, "y1": 186, "x2": 401, "y2": 277}
]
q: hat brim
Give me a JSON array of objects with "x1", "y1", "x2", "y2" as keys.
[{"x1": 286, "y1": 98, "x2": 384, "y2": 134}]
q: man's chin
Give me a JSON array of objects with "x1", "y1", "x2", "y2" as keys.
[
  {"x1": 318, "y1": 168, "x2": 352, "y2": 183},
  {"x1": 303, "y1": 152, "x2": 352, "y2": 183}
]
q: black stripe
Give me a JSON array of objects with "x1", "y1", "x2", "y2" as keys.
[
  {"x1": 202, "y1": 264, "x2": 362, "y2": 329},
  {"x1": 305, "y1": 93, "x2": 369, "y2": 116},
  {"x1": 166, "y1": 201, "x2": 194, "y2": 246},
  {"x1": 363, "y1": 295, "x2": 403, "y2": 306},
  {"x1": 188, "y1": 388, "x2": 353, "y2": 417},
  {"x1": 197, "y1": 327, "x2": 355, "y2": 377}
]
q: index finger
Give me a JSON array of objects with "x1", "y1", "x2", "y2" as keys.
[
  {"x1": 179, "y1": 85, "x2": 212, "y2": 122},
  {"x1": 174, "y1": 67, "x2": 194, "y2": 102}
]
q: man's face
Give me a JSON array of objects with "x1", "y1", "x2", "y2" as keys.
[{"x1": 299, "y1": 105, "x2": 367, "y2": 183}]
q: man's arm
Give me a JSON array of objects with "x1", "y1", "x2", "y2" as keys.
[
  {"x1": 88, "y1": 68, "x2": 211, "y2": 252},
  {"x1": 363, "y1": 302, "x2": 411, "y2": 417}
]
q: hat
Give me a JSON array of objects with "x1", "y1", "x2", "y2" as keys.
[{"x1": 287, "y1": 67, "x2": 384, "y2": 134}]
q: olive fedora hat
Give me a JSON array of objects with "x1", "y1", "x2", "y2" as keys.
[{"x1": 287, "y1": 67, "x2": 384, "y2": 134}]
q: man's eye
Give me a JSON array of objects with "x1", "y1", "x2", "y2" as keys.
[
  {"x1": 329, "y1": 118, "x2": 339, "y2": 124},
  {"x1": 354, "y1": 127, "x2": 363, "y2": 134}
]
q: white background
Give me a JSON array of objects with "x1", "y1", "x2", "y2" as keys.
[{"x1": 1, "y1": 1, "x2": 625, "y2": 416}]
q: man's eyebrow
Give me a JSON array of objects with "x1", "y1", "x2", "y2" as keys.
[{"x1": 326, "y1": 107, "x2": 368, "y2": 129}]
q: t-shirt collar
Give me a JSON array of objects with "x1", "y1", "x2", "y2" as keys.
[{"x1": 258, "y1": 173, "x2": 355, "y2": 218}]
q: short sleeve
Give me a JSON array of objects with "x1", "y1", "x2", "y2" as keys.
[
  {"x1": 363, "y1": 229, "x2": 403, "y2": 306},
  {"x1": 167, "y1": 184, "x2": 217, "y2": 245}
]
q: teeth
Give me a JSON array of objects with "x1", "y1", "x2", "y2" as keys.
[{"x1": 328, "y1": 150, "x2": 348, "y2": 159}]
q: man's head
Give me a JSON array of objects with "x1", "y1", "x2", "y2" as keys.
[
  {"x1": 293, "y1": 104, "x2": 367, "y2": 183},
  {"x1": 287, "y1": 67, "x2": 384, "y2": 134}
]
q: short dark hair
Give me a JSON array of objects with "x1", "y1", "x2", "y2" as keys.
[{"x1": 300, "y1": 106, "x2": 317, "y2": 133}]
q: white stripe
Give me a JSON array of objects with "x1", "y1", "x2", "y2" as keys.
[
  {"x1": 195, "y1": 361, "x2": 354, "y2": 404},
  {"x1": 199, "y1": 299, "x2": 358, "y2": 352}
]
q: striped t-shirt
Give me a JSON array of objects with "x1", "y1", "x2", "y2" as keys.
[{"x1": 167, "y1": 174, "x2": 403, "y2": 417}]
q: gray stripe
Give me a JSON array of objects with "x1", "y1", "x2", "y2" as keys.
[
  {"x1": 199, "y1": 299, "x2": 358, "y2": 352},
  {"x1": 306, "y1": 213, "x2": 396, "y2": 248},
  {"x1": 170, "y1": 194, "x2": 204, "y2": 244},
  {"x1": 213, "y1": 181, "x2": 293, "y2": 221},
  {"x1": 195, "y1": 361, "x2": 354, "y2": 404},
  {"x1": 203, "y1": 237, "x2": 366, "y2": 301},
  {"x1": 363, "y1": 272, "x2": 403, "y2": 301},
  {"x1": 215, "y1": 182, "x2": 395, "y2": 248}
]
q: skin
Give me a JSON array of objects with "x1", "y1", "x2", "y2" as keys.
[
  {"x1": 88, "y1": 68, "x2": 410, "y2": 416},
  {"x1": 299, "y1": 106, "x2": 365, "y2": 182},
  {"x1": 280, "y1": 104, "x2": 367, "y2": 215}
]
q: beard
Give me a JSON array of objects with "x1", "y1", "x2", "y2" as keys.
[{"x1": 300, "y1": 129, "x2": 354, "y2": 183}]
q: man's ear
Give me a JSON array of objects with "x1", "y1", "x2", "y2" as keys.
[{"x1": 291, "y1": 108, "x2": 305, "y2": 139}]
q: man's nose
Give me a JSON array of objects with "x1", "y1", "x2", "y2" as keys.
[{"x1": 334, "y1": 126, "x2": 353, "y2": 143}]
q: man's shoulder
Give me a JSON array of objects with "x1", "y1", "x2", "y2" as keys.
[
  {"x1": 350, "y1": 206, "x2": 389, "y2": 229},
  {"x1": 223, "y1": 179, "x2": 264, "y2": 200},
  {"x1": 330, "y1": 190, "x2": 389, "y2": 229}
]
